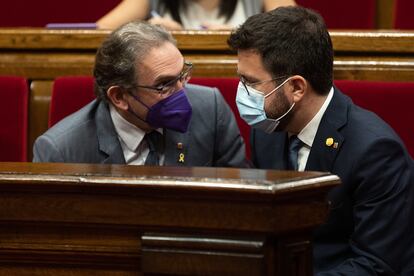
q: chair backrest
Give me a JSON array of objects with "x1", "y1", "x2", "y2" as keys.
[
  {"x1": 335, "y1": 80, "x2": 414, "y2": 157},
  {"x1": 49, "y1": 76, "x2": 95, "y2": 127},
  {"x1": 296, "y1": 0, "x2": 376, "y2": 29},
  {"x1": 0, "y1": 76, "x2": 29, "y2": 162},
  {"x1": 0, "y1": 0, "x2": 120, "y2": 27},
  {"x1": 393, "y1": 0, "x2": 414, "y2": 29},
  {"x1": 189, "y1": 77, "x2": 250, "y2": 158}
]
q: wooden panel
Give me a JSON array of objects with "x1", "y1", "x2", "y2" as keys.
[
  {"x1": 0, "y1": 163, "x2": 340, "y2": 275},
  {"x1": 0, "y1": 29, "x2": 414, "y2": 80},
  {"x1": 142, "y1": 233, "x2": 267, "y2": 275},
  {"x1": 376, "y1": 0, "x2": 395, "y2": 29},
  {"x1": 28, "y1": 81, "x2": 52, "y2": 161}
]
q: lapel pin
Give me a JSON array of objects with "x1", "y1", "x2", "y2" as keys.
[
  {"x1": 178, "y1": 153, "x2": 185, "y2": 163},
  {"x1": 177, "y1": 142, "x2": 183, "y2": 149},
  {"x1": 333, "y1": 142, "x2": 339, "y2": 149},
  {"x1": 325, "y1": 137, "x2": 334, "y2": 147}
]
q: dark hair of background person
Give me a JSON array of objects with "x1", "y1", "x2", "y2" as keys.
[
  {"x1": 228, "y1": 6, "x2": 333, "y2": 95},
  {"x1": 160, "y1": 0, "x2": 238, "y2": 24},
  {"x1": 93, "y1": 21, "x2": 176, "y2": 102}
]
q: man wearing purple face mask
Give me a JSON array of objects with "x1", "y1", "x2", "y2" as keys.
[{"x1": 33, "y1": 21, "x2": 246, "y2": 167}]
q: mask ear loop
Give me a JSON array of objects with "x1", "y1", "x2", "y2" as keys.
[
  {"x1": 127, "y1": 91, "x2": 151, "y2": 123},
  {"x1": 265, "y1": 77, "x2": 296, "y2": 122},
  {"x1": 129, "y1": 91, "x2": 151, "y2": 109},
  {"x1": 264, "y1": 77, "x2": 292, "y2": 99}
]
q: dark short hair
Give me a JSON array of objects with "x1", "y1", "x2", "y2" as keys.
[
  {"x1": 93, "y1": 21, "x2": 176, "y2": 101},
  {"x1": 228, "y1": 6, "x2": 333, "y2": 94}
]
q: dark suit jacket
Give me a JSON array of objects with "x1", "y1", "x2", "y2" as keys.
[
  {"x1": 33, "y1": 84, "x2": 246, "y2": 167},
  {"x1": 251, "y1": 87, "x2": 414, "y2": 275}
]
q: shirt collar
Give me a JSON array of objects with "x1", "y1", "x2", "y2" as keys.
[
  {"x1": 298, "y1": 87, "x2": 334, "y2": 147},
  {"x1": 109, "y1": 104, "x2": 145, "y2": 152},
  {"x1": 109, "y1": 104, "x2": 162, "y2": 152}
]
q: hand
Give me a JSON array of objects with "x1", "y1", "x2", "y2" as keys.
[{"x1": 148, "y1": 17, "x2": 183, "y2": 31}]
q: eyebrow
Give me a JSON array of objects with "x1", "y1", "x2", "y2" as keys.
[{"x1": 237, "y1": 72, "x2": 260, "y2": 84}]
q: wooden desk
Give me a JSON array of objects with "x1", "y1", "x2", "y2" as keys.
[
  {"x1": 1, "y1": 29, "x2": 414, "y2": 160},
  {"x1": 0, "y1": 162, "x2": 339, "y2": 275}
]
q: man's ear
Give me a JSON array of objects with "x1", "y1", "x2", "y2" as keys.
[
  {"x1": 106, "y1": 86, "x2": 129, "y2": 110},
  {"x1": 289, "y1": 75, "x2": 307, "y2": 103}
]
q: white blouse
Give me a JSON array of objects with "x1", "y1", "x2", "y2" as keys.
[{"x1": 163, "y1": 0, "x2": 247, "y2": 29}]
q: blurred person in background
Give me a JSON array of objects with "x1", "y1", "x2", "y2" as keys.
[{"x1": 97, "y1": 0, "x2": 296, "y2": 30}]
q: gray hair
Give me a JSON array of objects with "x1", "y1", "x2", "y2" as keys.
[{"x1": 93, "y1": 21, "x2": 176, "y2": 101}]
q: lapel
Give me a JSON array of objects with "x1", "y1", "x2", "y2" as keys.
[
  {"x1": 272, "y1": 132, "x2": 290, "y2": 170},
  {"x1": 164, "y1": 129, "x2": 191, "y2": 166},
  {"x1": 95, "y1": 101, "x2": 126, "y2": 164},
  {"x1": 253, "y1": 130, "x2": 289, "y2": 170},
  {"x1": 305, "y1": 88, "x2": 348, "y2": 172}
]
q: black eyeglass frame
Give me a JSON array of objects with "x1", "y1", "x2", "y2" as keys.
[
  {"x1": 240, "y1": 75, "x2": 288, "y2": 95},
  {"x1": 134, "y1": 61, "x2": 193, "y2": 95}
]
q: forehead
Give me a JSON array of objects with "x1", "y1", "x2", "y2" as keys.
[
  {"x1": 237, "y1": 49, "x2": 272, "y2": 79},
  {"x1": 138, "y1": 42, "x2": 184, "y2": 80}
]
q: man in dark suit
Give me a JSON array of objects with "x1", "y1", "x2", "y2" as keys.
[
  {"x1": 33, "y1": 21, "x2": 246, "y2": 167},
  {"x1": 228, "y1": 6, "x2": 414, "y2": 275}
]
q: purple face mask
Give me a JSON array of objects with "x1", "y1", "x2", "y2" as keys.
[{"x1": 130, "y1": 89, "x2": 193, "y2": 133}]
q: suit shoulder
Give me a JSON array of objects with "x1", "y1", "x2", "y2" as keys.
[
  {"x1": 38, "y1": 100, "x2": 100, "y2": 142},
  {"x1": 185, "y1": 83, "x2": 227, "y2": 107},
  {"x1": 185, "y1": 83, "x2": 219, "y2": 97},
  {"x1": 347, "y1": 103, "x2": 401, "y2": 142}
]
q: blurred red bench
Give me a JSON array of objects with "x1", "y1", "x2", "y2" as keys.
[
  {"x1": 48, "y1": 76, "x2": 414, "y2": 160},
  {"x1": 0, "y1": 76, "x2": 29, "y2": 162}
]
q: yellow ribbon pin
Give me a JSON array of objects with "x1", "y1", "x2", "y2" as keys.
[
  {"x1": 178, "y1": 153, "x2": 185, "y2": 163},
  {"x1": 326, "y1": 137, "x2": 334, "y2": 147}
]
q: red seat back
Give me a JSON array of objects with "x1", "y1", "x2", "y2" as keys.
[
  {"x1": 49, "y1": 76, "x2": 95, "y2": 127},
  {"x1": 0, "y1": 76, "x2": 29, "y2": 162},
  {"x1": 296, "y1": 0, "x2": 376, "y2": 29},
  {"x1": 0, "y1": 0, "x2": 120, "y2": 27},
  {"x1": 335, "y1": 80, "x2": 414, "y2": 157},
  {"x1": 189, "y1": 77, "x2": 250, "y2": 158},
  {"x1": 394, "y1": 0, "x2": 414, "y2": 29}
]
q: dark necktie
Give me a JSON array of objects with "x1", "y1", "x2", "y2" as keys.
[
  {"x1": 144, "y1": 131, "x2": 162, "y2": 166},
  {"x1": 287, "y1": 135, "x2": 303, "y2": 170}
]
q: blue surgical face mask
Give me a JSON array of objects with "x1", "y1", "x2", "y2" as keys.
[{"x1": 236, "y1": 77, "x2": 294, "y2": 133}]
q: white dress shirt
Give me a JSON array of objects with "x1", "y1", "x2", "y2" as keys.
[
  {"x1": 163, "y1": 0, "x2": 247, "y2": 29},
  {"x1": 296, "y1": 87, "x2": 334, "y2": 171},
  {"x1": 109, "y1": 104, "x2": 164, "y2": 165}
]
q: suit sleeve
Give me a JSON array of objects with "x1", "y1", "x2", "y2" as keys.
[
  {"x1": 211, "y1": 88, "x2": 247, "y2": 167},
  {"x1": 33, "y1": 134, "x2": 65, "y2": 162},
  {"x1": 318, "y1": 138, "x2": 413, "y2": 275}
]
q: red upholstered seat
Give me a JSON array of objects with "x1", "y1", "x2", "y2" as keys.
[
  {"x1": 296, "y1": 0, "x2": 376, "y2": 29},
  {"x1": 50, "y1": 77, "x2": 414, "y2": 160},
  {"x1": 394, "y1": 0, "x2": 414, "y2": 29},
  {"x1": 49, "y1": 76, "x2": 95, "y2": 127},
  {"x1": 189, "y1": 77, "x2": 250, "y2": 158},
  {"x1": 0, "y1": 0, "x2": 120, "y2": 27},
  {"x1": 335, "y1": 80, "x2": 414, "y2": 157},
  {"x1": 0, "y1": 76, "x2": 29, "y2": 162}
]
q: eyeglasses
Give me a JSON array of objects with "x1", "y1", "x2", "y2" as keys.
[
  {"x1": 135, "y1": 61, "x2": 193, "y2": 96},
  {"x1": 240, "y1": 75, "x2": 287, "y2": 95}
]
